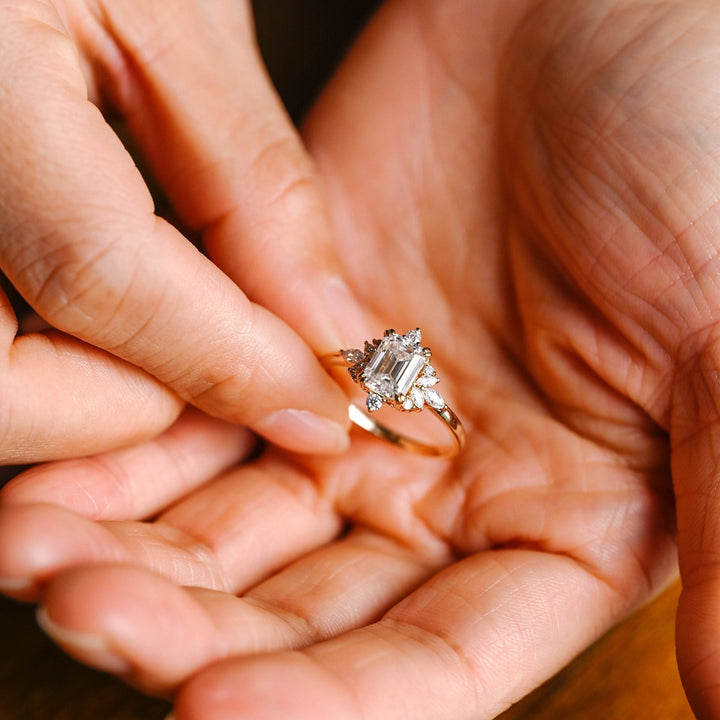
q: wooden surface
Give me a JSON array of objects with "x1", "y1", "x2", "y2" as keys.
[
  {"x1": 0, "y1": 580, "x2": 693, "y2": 720},
  {"x1": 498, "y1": 581, "x2": 693, "y2": 720}
]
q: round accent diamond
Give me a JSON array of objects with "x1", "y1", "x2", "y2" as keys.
[
  {"x1": 404, "y1": 328, "x2": 422, "y2": 347},
  {"x1": 366, "y1": 393, "x2": 383, "y2": 412}
]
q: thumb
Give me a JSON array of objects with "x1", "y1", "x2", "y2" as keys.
[
  {"x1": 0, "y1": 2, "x2": 351, "y2": 455},
  {"x1": 672, "y1": 336, "x2": 720, "y2": 719}
]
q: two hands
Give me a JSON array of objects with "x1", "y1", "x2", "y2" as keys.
[{"x1": 1, "y1": 0, "x2": 720, "y2": 718}]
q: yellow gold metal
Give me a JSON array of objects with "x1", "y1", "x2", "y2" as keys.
[{"x1": 321, "y1": 351, "x2": 466, "y2": 459}]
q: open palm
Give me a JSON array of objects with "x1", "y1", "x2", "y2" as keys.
[{"x1": 2, "y1": 0, "x2": 720, "y2": 718}]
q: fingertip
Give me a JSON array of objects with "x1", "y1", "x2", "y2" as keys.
[
  {"x1": 174, "y1": 653, "x2": 358, "y2": 720},
  {"x1": 0, "y1": 574, "x2": 38, "y2": 602},
  {"x1": 0, "y1": 461, "x2": 101, "y2": 515},
  {"x1": 36, "y1": 604, "x2": 133, "y2": 676},
  {"x1": 173, "y1": 667, "x2": 236, "y2": 720},
  {"x1": 0, "y1": 503, "x2": 122, "y2": 587},
  {"x1": 40, "y1": 565, "x2": 220, "y2": 692},
  {"x1": 254, "y1": 408, "x2": 350, "y2": 456},
  {"x1": 5, "y1": 332, "x2": 185, "y2": 463}
]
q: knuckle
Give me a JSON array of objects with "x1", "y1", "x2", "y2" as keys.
[
  {"x1": 15, "y1": 232, "x2": 126, "y2": 337},
  {"x1": 179, "y1": 311, "x2": 281, "y2": 423},
  {"x1": 96, "y1": 0, "x2": 253, "y2": 72},
  {"x1": 0, "y1": 409, "x2": 17, "y2": 465},
  {"x1": 181, "y1": 364, "x2": 256, "y2": 423},
  {"x1": 0, "y1": 365, "x2": 38, "y2": 464},
  {"x1": 96, "y1": 0, "x2": 185, "y2": 66},
  {"x1": 9, "y1": 219, "x2": 165, "y2": 352},
  {"x1": 245, "y1": 129, "x2": 321, "y2": 214}
]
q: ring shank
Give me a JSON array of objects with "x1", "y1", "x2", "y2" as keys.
[{"x1": 321, "y1": 352, "x2": 465, "y2": 459}]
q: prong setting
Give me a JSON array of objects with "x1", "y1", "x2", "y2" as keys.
[{"x1": 340, "y1": 329, "x2": 446, "y2": 413}]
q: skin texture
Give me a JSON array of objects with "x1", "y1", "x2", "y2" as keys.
[
  {"x1": 0, "y1": 0, "x2": 355, "y2": 459},
  {"x1": 3, "y1": 0, "x2": 720, "y2": 718}
]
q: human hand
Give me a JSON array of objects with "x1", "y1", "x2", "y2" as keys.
[
  {"x1": 3, "y1": 0, "x2": 720, "y2": 717},
  {"x1": 0, "y1": 0, "x2": 355, "y2": 461}
]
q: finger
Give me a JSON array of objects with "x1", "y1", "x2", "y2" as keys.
[
  {"x1": 36, "y1": 528, "x2": 445, "y2": 693},
  {"x1": 0, "y1": 408, "x2": 254, "y2": 520},
  {"x1": 0, "y1": 3, "x2": 349, "y2": 454},
  {"x1": 83, "y1": 0, "x2": 370, "y2": 349},
  {"x1": 1, "y1": 330, "x2": 182, "y2": 463},
  {"x1": 172, "y1": 551, "x2": 631, "y2": 720},
  {"x1": 671, "y1": 340, "x2": 720, "y2": 720},
  {"x1": 0, "y1": 504, "x2": 129, "y2": 601},
  {"x1": 0, "y1": 271, "x2": 182, "y2": 462},
  {"x1": 0, "y1": 455, "x2": 342, "y2": 600}
]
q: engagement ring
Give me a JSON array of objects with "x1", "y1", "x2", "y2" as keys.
[{"x1": 321, "y1": 328, "x2": 465, "y2": 458}]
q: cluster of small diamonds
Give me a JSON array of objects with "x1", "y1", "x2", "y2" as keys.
[{"x1": 341, "y1": 329, "x2": 446, "y2": 413}]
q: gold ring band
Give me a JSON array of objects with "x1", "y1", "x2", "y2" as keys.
[{"x1": 321, "y1": 328, "x2": 466, "y2": 459}]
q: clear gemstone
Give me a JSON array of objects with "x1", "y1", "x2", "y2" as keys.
[
  {"x1": 341, "y1": 349, "x2": 365, "y2": 364},
  {"x1": 423, "y1": 365, "x2": 436, "y2": 377},
  {"x1": 404, "y1": 328, "x2": 422, "y2": 347},
  {"x1": 366, "y1": 394, "x2": 383, "y2": 412},
  {"x1": 365, "y1": 374, "x2": 395, "y2": 398},
  {"x1": 402, "y1": 397, "x2": 415, "y2": 411},
  {"x1": 416, "y1": 376, "x2": 439, "y2": 388},
  {"x1": 363, "y1": 335, "x2": 426, "y2": 400},
  {"x1": 411, "y1": 386, "x2": 425, "y2": 409},
  {"x1": 423, "y1": 388, "x2": 445, "y2": 410}
]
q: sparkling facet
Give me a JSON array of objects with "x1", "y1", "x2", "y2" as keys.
[
  {"x1": 423, "y1": 365, "x2": 436, "y2": 377},
  {"x1": 411, "y1": 386, "x2": 425, "y2": 409},
  {"x1": 402, "y1": 397, "x2": 415, "y2": 411},
  {"x1": 405, "y1": 328, "x2": 422, "y2": 347},
  {"x1": 366, "y1": 394, "x2": 383, "y2": 412},
  {"x1": 423, "y1": 388, "x2": 445, "y2": 410},
  {"x1": 416, "y1": 376, "x2": 439, "y2": 388},
  {"x1": 341, "y1": 349, "x2": 365, "y2": 364},
  {"x1": 363, "y1": 335, "x2": 426, "y2": 400},
  {"x1": 365, "y1": 375, "x2": 395, "y2": 398}
]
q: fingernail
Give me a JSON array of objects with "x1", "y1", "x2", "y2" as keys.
[
  {"x1": 0, "y1": 575, "x2": 37, "y2": 599},
  {"x1": 323, "y1": 276, "x2": 371, "y2": 348},
  {"x1": 255, "y1": 408, "x2": 350, "y2": 455},
  {"x1": 36, "y1": 606, "x2": 132, "y2": 675},
  {"x1": 0, "y1": 575, "x2": 33, "y2": 592}
]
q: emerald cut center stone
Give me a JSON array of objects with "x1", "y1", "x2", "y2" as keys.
[{"x1": 363, "y1": 335, "x2": 426, "y2": 400}]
